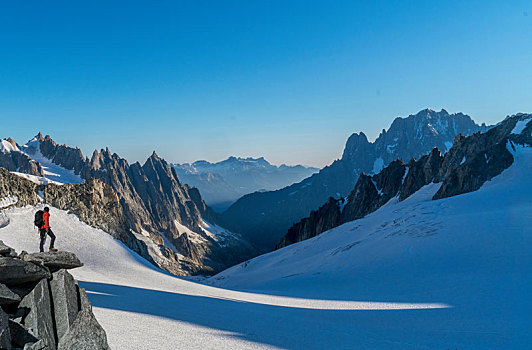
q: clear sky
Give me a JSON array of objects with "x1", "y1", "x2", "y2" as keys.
[{"x1": 1, "y1": 1, "x2": 531, "y2": 168}]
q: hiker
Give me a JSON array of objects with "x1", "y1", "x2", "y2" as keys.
[{"x1": 35, "y1": 207, "x2": 57, "y2": 253}]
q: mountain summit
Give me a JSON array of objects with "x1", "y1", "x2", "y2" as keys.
[{"x1": 220, "y1": 109, "x2": 489, "y2": 250}]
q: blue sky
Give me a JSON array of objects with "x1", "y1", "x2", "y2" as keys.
[{"x1": 1, "y1": 1, "x2": 531, "y2": 167}]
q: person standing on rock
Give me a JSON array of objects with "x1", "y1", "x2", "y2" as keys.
[{"x1": 39, "y1": 207, "x2": 57, "y2": 253}]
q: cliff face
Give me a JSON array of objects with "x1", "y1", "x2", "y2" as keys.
[
  {"x1": 277, "y1": 114, "x2": 531, "y2": 249},
  {"x1": 222, "y1": 109, "x2": 489, "y2": 251},
  {"x1": 0, "y1": 168, "x2": 40, "y2": 207}
]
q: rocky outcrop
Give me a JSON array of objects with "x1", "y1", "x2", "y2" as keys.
[
  {"x1": 0, "y1": 243, "x2": 110, "y2": 350},
  {"x1": 0, "y1": 258, "x2": 51, "y2": 286},
  {"x1": 34, "y1": 134, "x2": 86, "y2": 176},
  {"x1": 399, "y1": 148, "x2": 443, "y2": 200},
  {"x1": 277, "y1": 114, "x2": 531, "y2": 250},
  {"x1": 277, "y1": 198, "x2": 342, "y2": 248},
  {"x1": 222, "y1": 108, "x2": 490, "y2": 251},
  {"x1": 43, "y1": 179, "x2": 130, "y2": 243},
  {"x1": 20, "y1": 252, "x2": 83, "y2": 273},
  {"x1": 0, "y1": 168, "x2": 40, "y2": 207},
  {"x1": 57, "y1": 308, "x2": 109, "y2": 350}
]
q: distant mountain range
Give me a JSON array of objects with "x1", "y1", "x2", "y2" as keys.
[
  {"x1": 220, "y1": 109, "x2": 490, "y2": 251},
  {"x1": 172, "y1": 157, "x2": 318, "y2": 212}
]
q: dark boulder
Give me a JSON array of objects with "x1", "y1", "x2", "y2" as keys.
[
  {"x1": 0, "y1": 283, "x2": 21, "y2": 305},
  {"x1": 20, "y1": 252, "x2": 83, "y2": 273},
  {"x1": 9, "y1": 319, "x2": 38, "y2": 348},
  {"x1": 0, "y1": 240, "x2": 12, "y2": 256},
  {"x1": 0, "y1": 258, "x2": 51, "y2": 286}
]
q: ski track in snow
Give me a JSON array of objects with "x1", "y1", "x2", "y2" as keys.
[{"x1": 0, "y1": 146, "x2": 531, "y2": 349}]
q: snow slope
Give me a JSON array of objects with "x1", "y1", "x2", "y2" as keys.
[
  {"x1": 210, "y1": 144, "x2": 532, "y2": 349},
  {"x1": 0, "y1": 146, "x2": 530, "y2": 349},
  {"x1": 20, "y1": 137, "x2": 84, "y2": 184},
  {"x1": 0, "y1": 209, "x2": 446, "y2": 350}
]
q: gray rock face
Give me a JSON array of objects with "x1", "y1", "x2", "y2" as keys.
[
  {"x1": 399, "y1": 148, "x2": 444, "y2": 200},
  {"x1": 43, "y1": 178, "x2": 131, "y2": 244},
  {"x1": 50, "y1": 270, "x2": 79, "y2": 341},
  {"x1": 77, "y1": 287, "x2": 92, "y2": 312},
  {"x1": 9, "y1": 319, "x2": 39, "y2": 348},
  {"x1": 0, "y1": 283, "x2": 21, "y2": 305},
  {"x1": 0, "y1": 307, "x2": 11, "y2": 350},
  {"x1": 222, "y1": 108, "x2": 489, "y2": 251},
  {"x1": 57, "y1": 309, "x2": 110, "y2": 350},
  {"x1": 20, "y1": 252, "x2": 83, "y2": 273},
  {"x1": 23, "y1": 339, "x2": 47, "y2": 350},
  {"x1": 0, "y1": 258, "x2": 51, "y2": 286},
  {"x1": 0, "y1": 168, "x2": 40, "y2": 208},
  {"x1": 19, "y1": 279, "x2": 56, "y2": 350},
  {"x1": 277, "y1": 114, "x2": 531, "y2": 249}
]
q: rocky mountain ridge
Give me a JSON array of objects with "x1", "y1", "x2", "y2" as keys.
[
  {"x1": 0, "y1": 135, "x2": 257, "y2": 275},
  {"x1": 221, "y1": 109, "x2": 490, "y2": 251},
  {"x1": 277, "y1": 113, "x2": 531, "y2": 249}
]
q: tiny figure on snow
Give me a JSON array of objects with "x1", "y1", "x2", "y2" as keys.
[{"x1": 34, "y1": 207, "x2": 57, "y2": 253}]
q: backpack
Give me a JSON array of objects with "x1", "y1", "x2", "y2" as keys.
[{"x1": 34, "y1": 210, "x2": 44, "y2": 228}]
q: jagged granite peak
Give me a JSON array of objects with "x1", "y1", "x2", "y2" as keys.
[
  {"x1": 276, "y1": 197, "x2": 341, "y2": 249},
  {"x1": 276, "y1": 113, "x2": 531, "y2": 250},
  {"x1": 399, "y1": 148, "x2": 444, "y2": 200},
  {"x1": 221, "y1": 108, "x2": 489, "y2": 251}
]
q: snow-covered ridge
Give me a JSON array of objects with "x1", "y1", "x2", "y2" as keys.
[
  {"x1": 20, "y1": 136, "x2": 84, "y2": 185},
  {"x1": 512, "y1": 114, "x2": 532, "y2": 135},
  {"x1": 0, "y1": 139, "x2": 19, "y2": 153}
]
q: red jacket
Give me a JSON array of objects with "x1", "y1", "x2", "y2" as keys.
[{"x1": 41, "y1": 212, "x2": 50, "y2": 230}]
